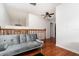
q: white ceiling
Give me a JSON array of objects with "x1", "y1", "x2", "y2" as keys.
[
  {"x1": 5, "y1": 3, "x2": 60, "y2": 15},
  {"x1": 4, "y1": 3, "x2": 60, "y2": 21}
]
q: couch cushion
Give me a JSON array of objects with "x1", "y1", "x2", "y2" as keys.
[
  {"x1": 20, "y1": 41, "x2": 41, "y2": 49},
  {"x1": 0, "y1": 35, "x2": 20, "y2": 46},
  {"x1": 0, "y1": 41, "x2": 42, "y2": 56},
  {"x1": 26, "y1": 41, "x2": 41, "y2": 48},
  {"x1": 26, "y1": 34, "x2": 37, "y2": 42},
  {"x1": 20, "y1": 34, "x2": 26, "y2": 43},
  {"x1": 26, "y1": 34, "x2": 32, "y2": 42},
  {"x1": 30, "y1": 34, "x2": 37, "y2": 41}
]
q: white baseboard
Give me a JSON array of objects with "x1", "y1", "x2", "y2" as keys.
[{"x1": 56, "y1": 44, "x2": 79, "y2": 54}]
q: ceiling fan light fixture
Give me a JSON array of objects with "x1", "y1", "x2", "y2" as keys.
[
  {"x1": 30, "y1": 3, "x2": 37, "y2": 6},
  {"x1": 42, "y1": 12, "x2": 54, "y2": 19}
]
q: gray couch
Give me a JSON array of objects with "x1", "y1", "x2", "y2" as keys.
[{"x1": 0, "y1": 34, "x2": 43, "y2": 56}]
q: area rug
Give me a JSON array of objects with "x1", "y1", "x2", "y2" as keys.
[{"x1": 34, "y1": 53, "x2": 44, "y2": 56}]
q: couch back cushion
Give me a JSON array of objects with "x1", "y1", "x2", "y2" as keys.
[
  {"x1": 0, "y1": 35, "x2": 20, "y2": 46},
  {"x1": 26, "y1": 34, "x2": 37, "y2": 42},
  {"x1": 30, "y1": 34, "x2": 37, "y2": 40},
  {"x1": 26, "y1": 34, "x2": 32, "y2": 42},
  {"x1": 20, "y1": 34, "x2": 26, "y2": 43}
]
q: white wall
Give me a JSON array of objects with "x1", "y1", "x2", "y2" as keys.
[
  {"x1": 6, "y1": 7, "x2": 29, "y2": 26},
  {"x1": 5, "y1": 3, "x2": 59, "y2": 16},
  {"x1": 56, "y1": 3, "x2": 79, "y2": 54},
  {"x1": 0, "y1": 3, "x2": 10, "y2": 26},
  {"x1": 28, "y1": 13, "x2": 50, "y2": 39}
]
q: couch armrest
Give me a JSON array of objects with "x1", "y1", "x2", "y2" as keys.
[{"x1": 36, "y1": 39, "x2": 44, "y2": 44}]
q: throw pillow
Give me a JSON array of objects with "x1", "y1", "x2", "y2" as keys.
[
  {"x1": 26, "y1": 34, "x2": 32, "y2": 42},
  {"x1": 30, "y1": 34, "x2": 37, "y2": 41},
  {"x1": 20, "y1": 34, "x2": 26, "y2": 43},
  {"x1": 0, "y1": 44, "x2": 7, "y2": 51}
]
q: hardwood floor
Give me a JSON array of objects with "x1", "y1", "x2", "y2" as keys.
[{"x1": 17, "y1": 38, "x2": 79, "y2": 56}]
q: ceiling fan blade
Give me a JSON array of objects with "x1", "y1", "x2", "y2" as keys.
[
  {"x1": 50, "y1": 13, "x2": 54, "y2": 15},
  {"x1": 49, "y1": 15, "x2": 51, "y2": 17},
  {"x1": 41, "y1": 12, "x2": 54, "y2": 19},
  {"x1": 46, "y1": 12, "x2": 49, "y2": 15}
]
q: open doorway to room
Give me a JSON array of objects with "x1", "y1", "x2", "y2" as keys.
[
  {"x1": 50, "y1": 22, "x2": 56, "y2": 43},
  {"x1": 50, "y1": 22, "x2": 53, "y2": 38},
  {"x1": 50, "y1": 22, "x2": 56, "y2": 38}
]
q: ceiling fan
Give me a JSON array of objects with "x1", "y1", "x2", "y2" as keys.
[{"x1": 41, "y1": 12, "x2": 54, "y2": 19}]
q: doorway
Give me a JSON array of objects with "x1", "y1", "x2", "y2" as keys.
[
  {"x1": 50, "y1": 22, "x2": 53, "y2": 38},
  {"x1": 50, "y1": 22, "x2": 56, "y2": 38}
]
